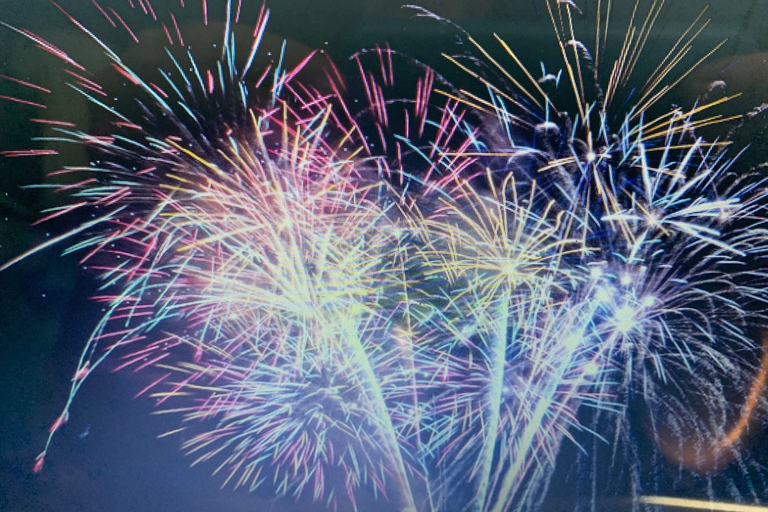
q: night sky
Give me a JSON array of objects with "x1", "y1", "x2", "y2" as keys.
[{"x1": 2, "y1": 1, "x2": 768, "y2": 511}]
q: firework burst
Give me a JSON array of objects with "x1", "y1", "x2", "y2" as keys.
[{"x1": 3, "y1": 0, "x2": 768, "y2": 511}]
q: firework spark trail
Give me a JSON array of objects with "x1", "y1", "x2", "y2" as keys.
[
  {"x1": 4, "y1": 3, "x2": 424, "y2": 509},
  {"x1": 426, "y1": 0, "x2": 768, "y2": 508},
  {"x1": 51, "y1": 103, "x2": 424, "y2": 508},
  {"x1": 3, "y1": 0, "x2": 768, "y2": 511},
  {"x1": 351, "y1": 0, "x2": 768, "y2": 509},
  {"x1": 404, "y1": 171, "x2": 577, "y2": 511}
]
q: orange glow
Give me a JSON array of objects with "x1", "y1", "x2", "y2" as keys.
[{"x1": 657, "y1": 333, "x2": 768, "y2": 472}]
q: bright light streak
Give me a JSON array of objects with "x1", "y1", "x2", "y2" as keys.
[{"x1": 640, "y1": 496, "x2": 768, "y2": 512}]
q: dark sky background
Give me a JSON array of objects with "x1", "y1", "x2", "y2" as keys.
[{"x1": 2, "y1": 1, "x2": 768, "y2": 511}]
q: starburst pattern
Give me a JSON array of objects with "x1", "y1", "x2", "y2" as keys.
[{"x1": 3, "y1": 1, "x2": 768, "y2": 511}]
